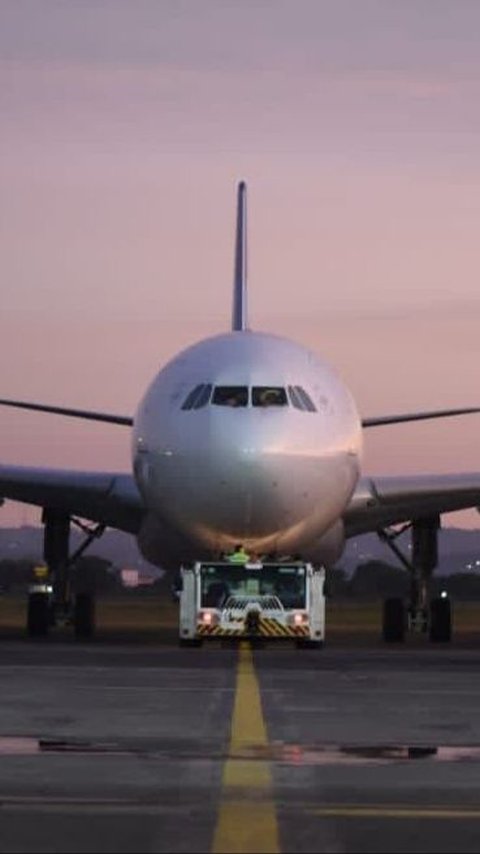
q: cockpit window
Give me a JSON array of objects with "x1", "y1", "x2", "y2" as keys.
[
  {"x1": 212, "y1": 386, "x2": 248, "y2": 407},
  {"x1": 288, "y1": 385, "x2": 303, "y2": 410},
  {"x1": 288, "y1": 385, "x2": 317, "y2": 412},
  {"x1": 181, "y1": 385, "x2": 203, "y2": 410},
  {"x1": 252, "y1": 387, "x2": 288, "y2": 407},
  {"x1": 183, "y1": 384, "x2": 314, "y2": 412},
  {"x1": 192, "y1": 383, "x2": 212, "y2": 409},
  {"x1": 295, "y1": 386, "x2": 317, "y2": 412},
  {"x1": 181, "y1": 384, "x2": 212, "y2": 410}
]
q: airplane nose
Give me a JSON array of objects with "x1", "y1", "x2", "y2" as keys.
[
  {"x1": 188, "y1": 417, "x2": 356, "y2": 542},
  {"x1": 184, "y1": 424, "x2": 316, "y2": 539},
  {"x1": 151, "y1": 411, "x2": 357, "y2": 550},
  {"x1": 149, "y1": 417, "x2": 293, "y2": 542}
]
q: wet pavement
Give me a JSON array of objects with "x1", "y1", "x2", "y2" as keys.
[{"x1": 1, "y1": 637, "x2": 480, "y2": 852}]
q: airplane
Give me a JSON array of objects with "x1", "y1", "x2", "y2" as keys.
[{"x1": 1, "y1": 180, "x2": 480, "y2": 643}]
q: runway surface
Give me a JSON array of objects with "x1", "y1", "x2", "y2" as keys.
[{"x1": 2, "y1": 628, "x2": 480, "y2": 852}]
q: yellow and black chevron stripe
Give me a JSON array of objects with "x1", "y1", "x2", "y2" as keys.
[
  {"x1": 197, "y1": 625, "x2": 243, "y2": 636},
  {"x1": 197, "y1": 618, "x2": 309, "y2": 638},
  {"x1": 257, "y1": 617, "x2": 309, "y2": 637}
]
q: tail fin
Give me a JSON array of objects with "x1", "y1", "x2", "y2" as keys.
[{"x1": 231, "y1": 180, "x2": 248, "y2": 331}]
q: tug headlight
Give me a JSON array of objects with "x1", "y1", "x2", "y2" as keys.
[
  {"x1": 291, "y1": 612, "x2": 308, "y2": 626},
  {"x1": 199, "y1": 610, "x2": 217, "y2": 625}
]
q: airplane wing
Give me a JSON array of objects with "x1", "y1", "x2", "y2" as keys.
[
  {"x1": 0, "y1": 465, "x2": 144, "y2": 534},
  {"x1": 344, "y1": 474, "x2": 480, "y2": 536},
  {"x1": 0, "y1": 399, "x2": 133, "y2": 425},
  {"x1": 362, "y1": 407, "x2": 480, "y2": 428}
]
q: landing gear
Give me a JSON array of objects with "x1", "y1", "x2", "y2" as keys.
[
  {"x1": 429, "y1": 596, "x2": 452, "y2": 642},
  {"x1": 26, "y1": 510, "x2": 104, "y2": 640},
  {"x1": 73, "y1": 593, "x2": 95, "y2": 639},
  {"x1": 179, "y1": 638, "x2": 203, "y2": 648},
  {"x1": 382, "y1": 597, "x2": 406, "y2": 643},
  {"x1": 43, "y1": 508, "x2": 70, "y2": 628},
  {"x1": 378, "y1": 516, "x2": 453, "y2": 644},
  {"x1": 27, "y1": 592, "x2": 50, "y2": 638}
]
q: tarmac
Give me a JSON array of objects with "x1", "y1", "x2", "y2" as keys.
[{"x1": 1, "y1": 613, "x2": 480, "y2": 852}]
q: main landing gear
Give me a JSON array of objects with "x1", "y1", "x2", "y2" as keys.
[
  {"x1": 378, "y1": 516, "x2": 452, "y2": 644},
  {"x1": 26, "y1": 509, "x2": 104, "y2": 640}
]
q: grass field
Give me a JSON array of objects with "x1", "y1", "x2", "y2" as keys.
[{"x1": 1, "y1": 594, "x2": 480, "y2": 642}]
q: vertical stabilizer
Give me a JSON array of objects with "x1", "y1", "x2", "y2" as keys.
[{"x1": 231, "y1": 181, "x2": 248, "y2": 331}]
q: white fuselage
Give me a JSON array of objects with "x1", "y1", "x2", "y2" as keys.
[{"x1": 132, "y1": 331, "x2": 362, "y2": 566}]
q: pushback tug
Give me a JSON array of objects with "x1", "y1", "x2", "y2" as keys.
[{"x1": 178, "y1": 558, "x2": 326, "y2": 647}]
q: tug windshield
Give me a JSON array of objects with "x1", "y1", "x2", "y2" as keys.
[{"x1": 200, "y1": 563, "x2": 306, "y2": 609}]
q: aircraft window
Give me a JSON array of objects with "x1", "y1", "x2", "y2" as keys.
[
  {"x1": 295, "y1": 386, "x2": 317, "y2": 412},
  {"x1": 288, "y1": 385, "x2": 304, "y2": 410},
  {"x1": 212, "y1": 386, "x2": 248, "y2": 407},
  {"x1": 252, "y1": 387, "x2": 288, "y2": 407},
  {"x1": 192, "y1": 383, "x2": 212, "y2": 409},
  {"x1": 288, "y1": 385, "x2": 317, "y2": 412},
  {"x1": 181, "y1": 384, "x2": 211, "y2": 411}
]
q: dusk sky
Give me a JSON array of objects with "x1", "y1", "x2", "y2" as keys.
[{"x1": 1, "y1": 0, "x2": 480, "y2": 528}]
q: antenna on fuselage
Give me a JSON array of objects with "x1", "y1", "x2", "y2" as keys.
[{"x1": 231, "y1": 180, "x2": 248, "y2": 332}]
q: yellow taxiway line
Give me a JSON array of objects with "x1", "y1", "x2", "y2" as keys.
[{"x1": 212, "y1": 642, "x2": 280, "y2": 854}]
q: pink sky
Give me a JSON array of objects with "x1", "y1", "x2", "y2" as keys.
[{"x1": 1, "y1": 1, "x2": 480, "y2": 529}]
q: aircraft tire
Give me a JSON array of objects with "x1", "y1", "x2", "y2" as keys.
[
  {"x1": 27, "y1": 592, "x2": 50, "y2": 638},
  {"x1": 382, "y1": 597, "x2": 406, "y2": 643},
  {"x1": 74, "y1": 593, "x2": 95, "y2": 639},
  {"x1": 179, "y1": 638, "x2": 203, "y2": 648},
  {"x1": 429, "y1": 597, "x2": 452, "y2": 643}
]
